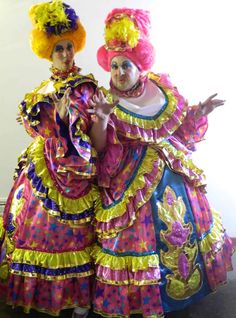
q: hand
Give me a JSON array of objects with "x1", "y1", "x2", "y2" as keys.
[
  {"x1": 88, "y1": 90, "x2": 119, "y2": 122},
  {"x1": 195, "y1": 93, "x2": 225, "y2": 119},
  {"x1": 51, "y1": 87, "x2": 71, "y2": 123},
  {"x1": 16, "y1": 112, "x2": 23, "y2": 125}
]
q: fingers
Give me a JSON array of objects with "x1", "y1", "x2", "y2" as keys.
[
  {"x1": 213, "y1": 101, "x2": 225, "y2": 107},
  {"x1": 212, "y1": 99, "x2": 225, "y2": 104},
  {"x1": 16, "y1": 116, "x2": 23, "y2": 125},
  {"x1": 50, "y1": 93, "x2": 59, "y2": 103},
  {"x1": 87, "y1": 109, "x2": 95, "y2": 114},
  {"x1": 92, "y1": 94, "x2": 100, "y2": 104},
  {"x1": 98, "y1": 90, "x2": 106, "y2": 103},
  {"x1": 207, "y1": 93, "x2": 218, "y2": 101},
  {"x1": 112, "y1": 98, "x2": 119, "y2": 107},
  {"x1": 92, "y1": 90, "x2": 108, "y2": 104},
  {"x1": 88, "y1": 89, "x2": 118, "y2": 119},
  {"x1": 88, "y1": 99, "x2": 96, "y2": 107},
  {"x1": 88, "y1": 98, "x2": 96, "y2": 114},
  {"x1": 64, "y1": 87, "x2": 71, "y2": 99},
  {"x1": 202, "y1": 93, "x2": 225, "y2": 107},
  {"x1": 51, "y1": 88, "x2": 71, "y2": 103},
  {"x1": 209, "y1": 99, "x2": 225, "y2": 107},
  {"x1": 62, "y1": 88, "x2": 71, "y2": 106}
]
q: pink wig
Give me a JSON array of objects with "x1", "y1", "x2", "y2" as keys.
[
  {"x1": 97, "y1": 39, "x2": 155, "y2": 72},
  {"x1": 97, "y1": 8, "x2": 155, "y2": 72}
]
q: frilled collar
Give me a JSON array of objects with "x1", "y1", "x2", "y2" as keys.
[{"x1": 50, "y1": 63, "x2": 81, "y2": 81}]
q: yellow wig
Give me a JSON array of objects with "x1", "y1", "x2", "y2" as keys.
[{"x1": 29, "y1": 0, "x2": 86, "y2": 60}]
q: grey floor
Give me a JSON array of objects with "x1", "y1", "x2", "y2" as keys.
[{"x1": 0, "y1": 253, "x2": 235, "y2": 318}]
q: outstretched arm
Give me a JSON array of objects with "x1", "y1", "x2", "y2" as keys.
[
  {"x1": 173, "y1": 93, "x2": 225, "y2": 150},
  {"x1": 194, "y1": 93, "x2": 225, "y2": 119}
]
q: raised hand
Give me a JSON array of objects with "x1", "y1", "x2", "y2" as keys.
[
  {"x1": 88, "y1": 90, "x2": 119, "y2": 122},
  {"x1": 51, "y1": 87, "x2": 71, "y2": 123},
  {"x1": 16, "y1": 112, "x2": 23, "y2": 125},
  {"x1": 195, "y1": 93, "x2": 225, "y2": 119}
]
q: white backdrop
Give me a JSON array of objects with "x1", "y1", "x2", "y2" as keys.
[{"x1": 0, "y1": 0, "x2": 235, "y2": 235}]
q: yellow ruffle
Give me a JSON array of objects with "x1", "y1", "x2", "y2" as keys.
[
  {"x1": 18, "y1": 80, "x2": 50, "y2": 126},
  {"x1": 11, "y1": 246, "x2": 94, "y2": 279},
  {"x1": 0, "y1": 217, "x2": 4, "y2": 240},
  {"x1": 27, "y1": 136, "x2": 98, "y2": 214},
  {"x1": 113, "y1": 72, "x2": 187, "y2": 131},
  {"x1": 199, "y1": 209, "x2": 227, "y2": 260},
  {"x1": 0, "y1": 262, "x2": 9, "y2": 280},
  {"x1": 12, "y1": 246, "x2": 92, "y2": 268},
  {"x1": 95, "y1": 147, "x2": 165, "y2": 223},
  {"x1": 152, "y1": 140, "x2": 205, "y2": 187},
  {"x1": 91, "y1": 245, "x2": 159, "y2": 272},
  {"x1": 53, "y1": 72, "x2": 96, "y2": 92}
]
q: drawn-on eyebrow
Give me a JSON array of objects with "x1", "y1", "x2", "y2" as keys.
[
  {"x1": 111, "y1": 62, "x2": 118, "y2": 69},
  {"x1": 55, "y1": 45, "x2": 63, "y2": 52},
  {"x1": 122, "y1": 60, "x2": 132, "y2": 68}
]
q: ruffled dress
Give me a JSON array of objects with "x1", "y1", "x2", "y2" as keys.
[
  {"x1": 0, "y1": 69, "x2": 98, "y2": 315},
  {"x1": 92, "y1": 73, "x2": 234, "y2": 317}
]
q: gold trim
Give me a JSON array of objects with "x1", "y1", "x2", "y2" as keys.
[
  {"x1": 113, "y1": 72, "x2": 187, "y2": 132},
  {"x1": 92, "y1": 245, "x2": 159, "y2": 272},
  {"x1": 12, "y1": 246, "x2": 93, "y2": 268},
  {"x1": 96, "y1": 276, "x2": 160, "y2": 286},
  {"x1": 10, "y1": 269, "x2": 94, "y2": 281}
]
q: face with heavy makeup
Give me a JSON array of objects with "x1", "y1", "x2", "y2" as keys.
[
  {"x1": 110, "y1": 56, "x2": 140, "y2": 91},
  {"x1": 51, "y1": 39, "x2": 75, "y2": 71}
]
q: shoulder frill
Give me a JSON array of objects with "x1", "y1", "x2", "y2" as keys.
[
  {"x1": 19, "y1": 73, "x2": 97, "y2": 128},
  {"x1": 111, "y1": 72, "x2": 188, "y2": 143}
]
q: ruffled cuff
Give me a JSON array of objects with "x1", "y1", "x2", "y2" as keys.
[
  {"x1": 173, "y1": 106, "x2": 208, "y2": 151},
  {"x1": 53, "y1": 106, "x2": 97, "y2": 177},
  {"x1": 19, "y1": 90, "x2": 51, "y2": 126}
]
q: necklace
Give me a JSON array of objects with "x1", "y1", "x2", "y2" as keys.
[
  {"x1": 50, "y1": 63, "x2": 81, "y2": 81},
  {"x1": 110, "y1": 76, "x2": 147, "y2": 98}
]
